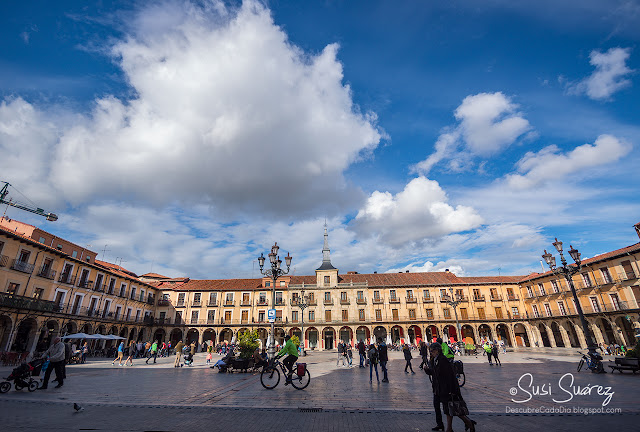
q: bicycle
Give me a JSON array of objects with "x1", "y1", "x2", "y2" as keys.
[
  {"x1": 260, "y1": 355, "x2": 310, "y2": 390},
  {"x1": 577, "y1": 351, "x2": 605, "y2": 373}
]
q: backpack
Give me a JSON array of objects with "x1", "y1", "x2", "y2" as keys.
[{"x1": 368, "y1": 348, "x2": 379, "y2": 365}]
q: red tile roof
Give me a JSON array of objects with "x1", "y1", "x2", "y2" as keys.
[
  {"x1": 141, "y1": 273, "x2": 170, "y2": 278},
  {"x1": 456, "y1": 276, "x2": 525, "y2": 284}
]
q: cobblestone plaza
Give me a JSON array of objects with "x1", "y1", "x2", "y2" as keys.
[{"x1": 1, "y1": 348, "x2": 638, "y2": 431}]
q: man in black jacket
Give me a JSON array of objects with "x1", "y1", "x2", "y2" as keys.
[
  {"x1": 377, "y1": 338, "x2": 389, "y2": 382},
  {"x1": 357, "y1": 340, "x2": 366, "y2": 367}
]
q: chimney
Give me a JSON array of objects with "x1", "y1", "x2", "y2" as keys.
[
  {"x1": 373, "y1": 271, "x2": 377, "y2": 274},
  {"x1": 405, "y1": 270, "x2": 409, "y2": 273},
  {"x1": 445, "y1": 269, "x2": 450, "y2": 272}
]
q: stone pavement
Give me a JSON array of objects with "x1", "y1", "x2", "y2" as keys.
[{"x1": 0, "y1": 349, "x2": 637, "y2": 431}]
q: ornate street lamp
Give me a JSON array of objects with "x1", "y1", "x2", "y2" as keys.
[
  {"x1": 258, "y1": 242, "x2": 292, "y2": 359},
  {"x1": 443, "y1": 287, "x2": 466, "y2": 355},
  {"x1": 290, "y1": 289, "x2": 309, "y2": 356},
  {"x1": 542, "y1": 238, "x2": 598, "y2": 357}
]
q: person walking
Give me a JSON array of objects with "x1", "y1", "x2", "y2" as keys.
[
  {"x1": 174, "y1": 340, "x2": 184, "y2": 367},
  {"x1": 81, "y1": 342, "x2": 89, "y2": 364},
  {"x1": 483, "y1": 341, "x2": 493, "y2": 365},
  {"x1": 378, "y1": 338, "x2": 389, "y2": 382},
  {"x1": 336, "y1": 341, "x2": 344, "y2": 367},
  {"x1": 206, "y1": 344, "x2": 213, "y2": 365},
  {"x1": 146, "y1": 340, "x2": 158, "y2": 364},
  {"x1": 39, "y1": 337, "x2": 66, "y2": 390},
  {"x1": 404, "y1": 344, "x2": 415, "y2": 374},
  {"x1": 367, "y1": 343, "x2": 380, "y2": 383},
  {"x1": 491, "y1": 341, "x2": 501, "y2": 366},
  {"x1": 424, "y1": 346, "x2": 445, "y2": 431},
  {"x1": 419, "y1": 341, "x2": 428, "y2": 369},
  {"x1": 347, "y1": 344, "x2": 353, "y2": 367},
  {"x1": 112, "y1": 341, "x2": 125, "y2": 366},
  {"x1": 357, "y1": 339, "x2": 367, "y2": 367},
  {"x1": 428, "y1": 343, "x2": 476, "y2": 432},
  {"x1": 124, "y1": 340, "x2": 136, "y2": 366}
]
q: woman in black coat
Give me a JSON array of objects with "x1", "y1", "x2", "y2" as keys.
[{"x1": 428, "y1": 343, "x2": 475, "y2": 432}]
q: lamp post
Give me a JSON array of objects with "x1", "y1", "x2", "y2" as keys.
[
  {"x1": 542, "y1": 238, "x2": 598, "y2": 357},
  {"x1": 443, "y1": 287, "x2": 466, "y2": 355},
  {"x1": 290, "y1": 289, "x2": 309, "y2": 356},
  {"x1": 258, "y1": 242, "x2": 292, "y2": 359}
]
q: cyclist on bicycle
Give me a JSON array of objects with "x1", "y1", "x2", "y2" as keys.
[{"x1": 278, "y1": 335, "x2": 298, "y2": 385}]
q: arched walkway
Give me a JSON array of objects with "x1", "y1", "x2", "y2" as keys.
[
  {"x1": 355, "y1": 326, "x2": 370, "y2": 344},
  {"x1": 12, "y1": 318, "x2": 38, "y2": 352},
  {"x1": 170, "y1": 328, "x2": 183, "y2": 345},
  {"x1": 305, "y1": 327, "x2": 318, "y2": 350},
  {"x1": 323, "y1": 327, "x2": 336, "y2": 350},
  {"x1": 202, "y1": 329, "x2": 215, "y2": 345},
  {"x1": 443, "y1": 325, "x2": 458, "y2": 342},
  {"x1": 257, "y1": 328, "x2": 268, "y2": 349},
  {"x1": 36, "y1": 320, "x2": 59, "y2": 351},
  {"x1": 551, "y1": 322, "x2": 565, "y2": 347},
  {"x1": 615, "y1": 317, "x2": 636, "y2": 346},
  {"x1": 186, "y1": 328, "x2": 199, "y2": 344},
  {"x1": 339, "y1": 326, "x2": 353, "y2": 345},
  {"x1": 153, "y1": 328, "x2": 166, "y2": 343},
  {"x1": 63, "y1": 321, "x2": 78, "y2": 336},
  {"x1": 219, "y1": 328, "x2": 233, "y2": 343},
  {"x1": 461, "y1": 325, "x2": 475, "y2": 344},
  {"x1": 137, "y1": 328, "x2": 147, "y2": 342},
  {"x1": 80, "y1": 323, "x2": 92, "y2": 334},
  {"x1": 119, "y1": 327, "x2": 129, "y2": 338},
  {"x1": 513, "y1": 323, "x2": 530, "y2": 347},
  {"x1": 373, "y1": 326, "x2": 387, "y2": 343},
  {"x1": 408, "y1": 325, "x2": 422, "y2": 345},
  {"x1": 478, "y1": 324, "x2": 492, "y2": 342},
  {"x1": 599, "y1": 318, "x2": 617, "y2": 345},
  {"x1": 390, "y1": 325, "x2": 404, "y2": 344},
  {"x1": 425, "y1": 325, "x2": 439, "y2": 342},
  {"x1": 538, "y1": 323, "x2": 551, "y2": 347},
  {"x1": 496, "y1": 324, "x2": 512, "y2": 346},
  {"x1": 0, "y1": 315, "x2": 12, "y2": 351},
  {"x1": 129, "y1": 328, "x2": 138, "y2": 342},
  {"x1": 564, "y1": 321, "x2": 581, "y2": 348}
]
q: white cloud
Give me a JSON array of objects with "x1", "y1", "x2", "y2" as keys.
[
  {"x1": 412, "y1": 92, "x2": 531, "y2": 175},
  {"x1": 1, "y1": 0, "x2": 383, "y2": 219},
  {"x1": 353, "y1": 176, "x2": 483, "y2": 247},
  {"x1": 567, "y1": 47, "x2": 633, "y2": 100},
  {"x1": 454, "y1": 92, "x2": 531, "y2": 156},
  {"x1": 505, "y1": 134, "x2": 632, "y2": 190}
]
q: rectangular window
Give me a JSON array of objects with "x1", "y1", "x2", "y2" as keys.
[
  {"x1": 392, "y1": 309, "x2": 399, "y2": 321},
  {"x1": 258, "y1": 292, "x2": 266, "y2": 304},
  {"x1": 342, "y1": 310, "x2": 348, "y2": 321},
  {"x1": 460, "y1": 308, "x2": 468, "y2": 319},
  {"x1": 621, "y1": 260, "x2": 636, "y2": 279},
  {"x1": 175, "y1": 311, "x2": 182, "y2": 324},
  {"x1": 357, "y1": 290, "x2": 364, "y2": 301},
  {"x1": 177, "y1": 293, "x2": 185, "y2": 306},
  {"x1": 72, "y1": 250, "x2": 77, "y2": 258},
  {"x1": 275, "y1": 310, "x2": 282, "y2": 322},
  {"x1": 407, "y1": 289, "x2": 414, "y2": 299},
  {"x1": 209, "y1": 292, "x2": 217, "y2": 305},
  {"x1": 375, "y1": 309, "x2": 382, "y2": 321},
  {"x1": 241, "y1": 310, "x2": 248, "y2": 323},
  {"x1": 477, "y1": 307, "x2": 486, "y2": 320},
  {"x1": 495, "y1": 307, "x2": 503, "y2": 319},
  {"x1": 33, "y1": 288, "x2": 44, "y2": 299},
  {"x1": 590, "y1": 297, "x2": 600, "y2": 313},
  {"x1": 511, "y1": 307, "x2": 519, "y2": 317},
  {"x1": 551, "y1": 280, "x2": 560, "y2": 293},
  {"x1": 423, "y1": 289, "x2": 430, "y2": 300},
  {"x1": 292, "y1": 311, "x2": 298, "y2": 322},
  {"x1": 581, "y1": 273, "x2": 593, "y2": 288},
  {"x1": 359, "y1": 309, "x2": 365, "y2": 321},
  {"x1": 473, "y1": 289, "x2": 481, "y2": 300},
  {"x1": 258, "y1": 310, "x2": 265, "y2": 322},
  {"x1": 409, "y1": 309, "x2": 416, "y2": 320},
  {"x1": 130, "y1": 287, "x2": 136, "y2": 300},
  {"x1": 601, "y1": 267, "x2": 613, "y2": 284},
  {"x1": 119, "y1": 284, "x2": 126, "y2": 297},
  {"x1": 538, "y1": 283, "x2": 546, "y2": 296},
  {"x1": 308, "y1": 310, "x2": 315, "y2": 322},
  {"x1": 242, "y1": 292, "x2": 250, "y2": 303},
  {"x1": 558, "y1": 301, "x2": 567, "y2": 315},
  {"x1": 527, "y1": 286, "x2": 534, "y2": 298},
  {"x1": 108, "y1": 278, "x2": 115, "y2": 294},
  {"x1": 226, "y1": 292, "x2": 234, "y2": 302},
  {"x1": 325, "y1": 310, "x2": 332, "y2": 322},
  {"x1": 532, "y1": 305, "x2": 540, "y2": 318},
  {"x1": 443, "y1": 308, "x2": 451, "y2": 319},
  {"x1": 193, "y1": 293, "x2": 201, "y2": 304},
  {"x1": 207, "y1": 310, "x2": 216, "y2": 323},
  {"x1": 308, "y1": 293, "x2": 315, "y2": 304},
  {"x1": 275, "y1": 292, "x2": 283, "y2": 305},
  {"x1": 374, "y1": 290, "x2": 380, "y2": 301},
  {"x1": 544, "y1": 303, "x2": 552, "y2": 317},
  {"x1": 340, "y1": 291, "x2": 347, "y2": 301},
  {"x1": 426, "y1": 309, "x2": 433, "y2": 319},
  {"x1": 280, "y1": 280, "x2": 286, "y2": 287},
  {"x1": 135, "y1": 310, "x2": 141, "y2": 321},
  {"x1": 190, "y1": 310, "x2": 199, "y2": 324},
  {"x1": 610, "y1": 294, "x2": 622, "y2": 311},
  {"x1": 95, "y1": 274, "x2": 103, "y2": 291},
  {"x1": 324, "y1": 275, "x2": 330, "y2": 286},
  {"x1": 7, "y1": 282, "x2": 19, "y2": 294},
  {"x1": 224, "y1": 310, "x2": 232, "y2": 322},
  {"x1": 389, "y1": 290, "x2": 397, "y2": 300},
  {"x1": 265, "y1": 281, "x2": 271, "y2": 287}
]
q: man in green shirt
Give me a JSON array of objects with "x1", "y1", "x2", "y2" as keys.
[
  {"x1": 278, "y1": 335, "x2": 298, "y2": 384},
  {"x1": 146, "y1": 341, "x2": 159, "y2": 364},
  {"x1": 437, "y1": 337, "x2": 455, "y2": 360}
]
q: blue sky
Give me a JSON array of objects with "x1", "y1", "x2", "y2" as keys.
[{"x1": 1, "y1": 0, "x2": 639, "y2": 279}]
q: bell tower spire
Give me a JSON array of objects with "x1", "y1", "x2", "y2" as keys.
[{"x1": 316, "y1": 220, "x2": 336, "y2": 271}]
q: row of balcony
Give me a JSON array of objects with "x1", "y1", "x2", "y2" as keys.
[{"x1": 0, "y1": 292, "x2": 156, "y2": 324}]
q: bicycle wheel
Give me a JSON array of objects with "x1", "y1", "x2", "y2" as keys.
[
  {"x1": 577, "y1": 359, "x2": 584, "y2": 372},
  {"x1": 0, "y1": 381, "x2": 10, "y2": 393},
  {"x1": 457, "y1": 372, "x2": 466, "y2": 387},
  {"x1": 291, "y1": 369, "x2": 311, "y2": 390},
  {"x1": 14, "y1": 382, "x2": 24, "y2": 391},
  {"x1": 28, "y1": 380, "x2": 38, "y2": 392},
  {"x1": 260, "y1": 366, "x2": 280, "y2": 389}
]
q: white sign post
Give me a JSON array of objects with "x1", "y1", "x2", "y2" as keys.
[{"x1": 267, "y1": 308, "x2": 276, "y2": 323}]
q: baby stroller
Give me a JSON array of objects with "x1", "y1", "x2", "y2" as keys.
[
  {"x1": 183, "y1": 353, "x2": 193, "y2": 366},
  {"x1": 1, "y1": 358, "x2": 45, "y2": 393}
]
